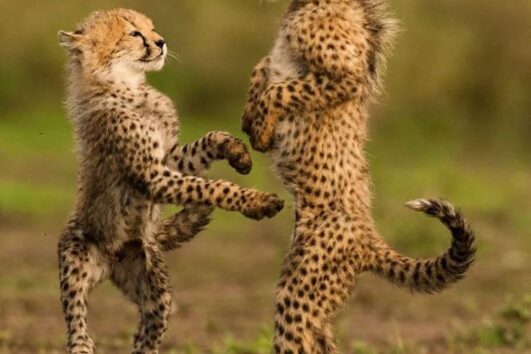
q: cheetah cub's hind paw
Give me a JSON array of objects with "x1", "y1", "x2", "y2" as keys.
[
  {"x1": 222, "y1": 137, "x2": 253, "y2": 175},
  {"x1": 243, "y1": 192, "x2": 284, "y2": 220}
]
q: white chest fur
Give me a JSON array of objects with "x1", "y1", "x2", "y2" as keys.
[{"x1": 270, "y1": 37, "x2": 301, "y2": 84}]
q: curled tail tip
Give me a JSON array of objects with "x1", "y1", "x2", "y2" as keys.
[
  {"x1": 405, "y1": 198, "x2": 457, "y2": 218},
  {"x1": 405, "y1": 198, "x2": 432, "y2": 211}
]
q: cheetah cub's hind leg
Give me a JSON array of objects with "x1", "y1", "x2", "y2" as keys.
[
  {"x1": 111, "y1": 240, "x2": 172, "y2": 354},
  {"x1": 58, "y1": 221, "x2": 109, "y2": 354}
]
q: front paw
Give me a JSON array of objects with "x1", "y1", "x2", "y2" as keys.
[
  {"x1": 249, "y1": 123, "x2": 275, "y2": 153},
  {"x1": 241, "y1": 103, "x2": 256, "y2": 136},
  {"x1": 249, "y1": 92, "x2": 282, "y2": 152},
  {"x1": 242, "y1": 191, "x2": 284, "y2": 220},
  {"x1": 222, "y1": 138, "x2": 253, "y2": 175}
]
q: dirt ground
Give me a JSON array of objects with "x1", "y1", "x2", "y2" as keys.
[{"x1": 0, "y1": 210, "x2": 529, "y2": 354}]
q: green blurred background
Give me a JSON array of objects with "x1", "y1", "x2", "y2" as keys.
[{"x1": 0, "y1": 0, "x2": 529, "y2": 353}]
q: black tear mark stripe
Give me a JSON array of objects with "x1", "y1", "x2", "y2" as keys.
[{"x1": 123, "y1": 16, "x2": 151, "y2": 59}]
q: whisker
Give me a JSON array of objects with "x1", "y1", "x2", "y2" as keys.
[{"x1": 167, "y1": 50, "x2": 182, "y2": 63}]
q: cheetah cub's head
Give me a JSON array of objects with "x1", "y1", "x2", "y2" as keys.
[{"x1": 59, "y1": 9, "x2": 167, "y2": 84}]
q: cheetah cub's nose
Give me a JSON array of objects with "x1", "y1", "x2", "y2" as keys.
[{"x1": 155, "y1": 39, "x2": 166, "y2": 49}]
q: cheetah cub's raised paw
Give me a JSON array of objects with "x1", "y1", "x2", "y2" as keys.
[
  {"x1": 241, "y1": 99, "x2": 277, "y2": 153},
  {"x1": 221, "y1": 137, "x2": 253, "y2": 175},
  {"x1": 249, "y1": 123, "x2": 276, "y2": 153},
  {"x1": 242, "y1": 191, "x2": 284, "y2": 220}
]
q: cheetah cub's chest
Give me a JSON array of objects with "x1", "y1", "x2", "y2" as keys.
[
  {"x1": 138, "y1": 89, "x2": 180, "y2": 153},
  {"x1": 269, "y1": 38, "x2": 312, "y2": 151},
  {"x1": 270, "y1": 37, "x2": 301, "y2": 84}
]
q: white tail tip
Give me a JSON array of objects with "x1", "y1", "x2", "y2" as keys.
[{"x1": 405, "y1": 199, "x2": 431, "y2": 211}]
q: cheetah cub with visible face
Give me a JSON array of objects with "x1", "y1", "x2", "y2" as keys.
[
  {"x1": 58, "y1": 9, "x2": 283, "y2": 354},
  {"x1": 242, "y1": 0, "x2": 476, "y2": 352}
]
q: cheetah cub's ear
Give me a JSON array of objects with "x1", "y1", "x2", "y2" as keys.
[{"x1": 58, "y1": 30, "x2": 83, "y2": 51}]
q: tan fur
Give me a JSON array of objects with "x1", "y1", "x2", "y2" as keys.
[
  {"x1": 58, "y1": 9, "x2": 283, "y2": 354},
  {"x1": 242, "y1": 1, "x2": 475, "y2": 352}
]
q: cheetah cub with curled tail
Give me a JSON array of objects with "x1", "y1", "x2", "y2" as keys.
[
  {"x1": 242, "y1": 0, "x2": 476, "y2": 352},
  {"x1": 58, "y1": 9, "x2": 283, "y2": 354}
]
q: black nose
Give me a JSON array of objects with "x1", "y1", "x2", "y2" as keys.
[{"x1": 155, "y1": 39, "x2": 165, "y2": 49}]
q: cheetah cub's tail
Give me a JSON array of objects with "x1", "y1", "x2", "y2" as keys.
[
  {"x1": 368, "y1": 199, "x2": 476, "y2": 293},
  {"x1": 155, "y1": 205, "x2": 213, "y2": 252}
]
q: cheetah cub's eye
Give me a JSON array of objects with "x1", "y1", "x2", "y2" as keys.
[{"x1": 130, "y1": 31, "x2": 142, "y2": 37}]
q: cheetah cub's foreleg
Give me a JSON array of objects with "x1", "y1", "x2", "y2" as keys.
[
  {"x1": 167, "y1": 131, "x2": 253, "y2": 176},
  {"x1": 158, "y1": 130, "x2": 254, "y2": 250}
]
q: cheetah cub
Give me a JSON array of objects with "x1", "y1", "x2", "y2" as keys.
[
  {"x1": 242, "y1": 0, "x2": 476, "y2": 352},
  {"x1": 58, "y1": 9, "x2": 283, "y2": 354}
]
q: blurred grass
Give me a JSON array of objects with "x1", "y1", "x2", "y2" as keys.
[{"x1": 0, "y1": 0, "x2": 530, "y2": 353}]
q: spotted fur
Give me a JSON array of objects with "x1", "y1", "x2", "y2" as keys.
[
  {"x1": 242, "y1": 1, "x2": 476, "y2": 352},
  {"x1": 58, "y1": 9, "x2": 283, "y2": 354}
]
